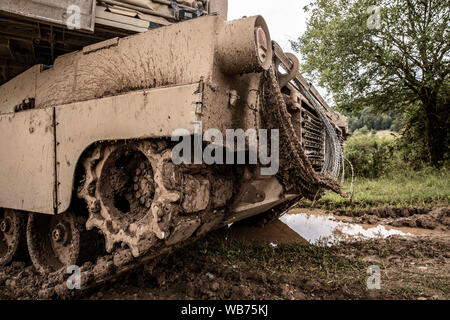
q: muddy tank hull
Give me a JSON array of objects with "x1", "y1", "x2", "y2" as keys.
[
  {"x1": 0, "y1": 13, "x2": 347, "y2": 289},
  {"x1": 0, "y1": 15, "x2": 273, "y2": 214}
]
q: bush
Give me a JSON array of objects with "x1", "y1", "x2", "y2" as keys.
[
  {"x1": 342, "y1": 129, "x2": 449, "y2": 178},
  {"x1": 343, "y1": 131, "x2": 397, "y2": 178}
]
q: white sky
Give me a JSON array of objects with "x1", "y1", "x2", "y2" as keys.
[
  {"x1": 228, "y1": 0, "x2": 312, "y2": 55},
  {"x1": 228, "y1": 0, "x2": 331, "y2": 102}
]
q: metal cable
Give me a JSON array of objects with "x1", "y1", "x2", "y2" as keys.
[
  {"x1": 345, "y1": 156, "x2": 354, "y2": 194},
  {"x1": 296, "y1": 87, "x2": 344, "y2": 181}
]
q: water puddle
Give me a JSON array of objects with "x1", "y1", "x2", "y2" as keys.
[{"x1": 279, "y1": 211, "x2": 413, "y2": 245}]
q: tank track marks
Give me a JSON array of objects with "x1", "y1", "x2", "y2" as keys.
[
  {"x1": 77, "y1": 140, "x2": 235, "y2": 258},
  {"x1": 0, "y1": 209, "x2": 27, "y2": 266},
  {"x1": 261, "y1": 66, "x2": 341, "y2": 200}
]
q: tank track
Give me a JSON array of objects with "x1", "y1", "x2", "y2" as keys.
[
  {"x1": 0, "y1": 201, "x2": 297, "y2": 300},
  {"x1": 1, "y1": 62, "x2": 345, "y2": 298}
]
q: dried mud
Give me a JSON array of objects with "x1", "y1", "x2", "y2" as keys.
[{"x1": 332, "y1": 206, "x2": 450, "y2": 231}]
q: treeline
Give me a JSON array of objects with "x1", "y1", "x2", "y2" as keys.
[{"x1": 347, "y1": 110, "x2": 401, "y2": 133}]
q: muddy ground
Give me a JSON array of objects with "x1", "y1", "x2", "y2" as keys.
[{"x1": 0, "y1": 206, "x2": 448, "y2": 300}]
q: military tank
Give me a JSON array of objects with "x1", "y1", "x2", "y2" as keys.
[{"x1": 0, "y1": 0, "x2": 348, "y2": 294}]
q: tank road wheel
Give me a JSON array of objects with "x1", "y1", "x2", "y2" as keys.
[
  {"x1": 78, "y1": 141, "x2": 181, "y2": 258},
  {"x1": 27, "y1": 210, "x2": 81, "y2": 273},
  {"x1": 0, "y1": 209, "x2": 27, "y2": 266}
]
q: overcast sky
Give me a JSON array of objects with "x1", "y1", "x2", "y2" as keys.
[
  {"x1": 228, "y1": 0, "x2": 312, "y2": 55},
  {"x1": 228, "y1": 0, "x2": 331, "y2": 101}
]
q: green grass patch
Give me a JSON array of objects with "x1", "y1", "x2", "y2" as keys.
[
  {"x1": 374, "y1": 130, "x2": 397, "y2": 140},
  {"x1": 189, "y1": 234, "x2": 367, "y2": 284},
  {"x1": 308, "y1": 167, "x2": 450, "y2": 210}
]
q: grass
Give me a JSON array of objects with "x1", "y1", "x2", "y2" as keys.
[
  {"x1": 176, "y1": 233, "x2": 449, "y2": 299},
  {"x1": 306, "y1": 166, "x2": 450, "y2": 210},
  {"x1": 190, "y1": 235, "x2": 367, "y2": 286},
  {"x1": 374, "y1": 130, "x2": 398, "y2": 140}
]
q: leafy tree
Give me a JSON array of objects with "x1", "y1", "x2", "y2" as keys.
[{"x1": 292, "y1": 0, "x2": 449, "y2": 167}]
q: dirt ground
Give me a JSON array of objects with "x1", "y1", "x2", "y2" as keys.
[{"x1": 0, "y1": 206, "x2": 448, "y2": 300}]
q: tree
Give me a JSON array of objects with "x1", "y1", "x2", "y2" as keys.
[{"x1": 292, "y1": 0, "x2": 449, "y2": 167}]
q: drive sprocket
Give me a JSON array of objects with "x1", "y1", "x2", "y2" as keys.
[{"x1": 77, "y1": 141, "x2": 182, "y2": 258}]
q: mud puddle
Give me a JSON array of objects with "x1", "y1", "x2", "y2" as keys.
[
  {"x1": 280, "y1": 211, "x2": 408, "y2": 245},
  {"x1": 279, "y1": 209, "x2": 443, "y2": 245}
]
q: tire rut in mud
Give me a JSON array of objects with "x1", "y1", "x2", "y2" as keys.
[{"x1": 332, "y1": 206, "x2": 450, "y2": 231}]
